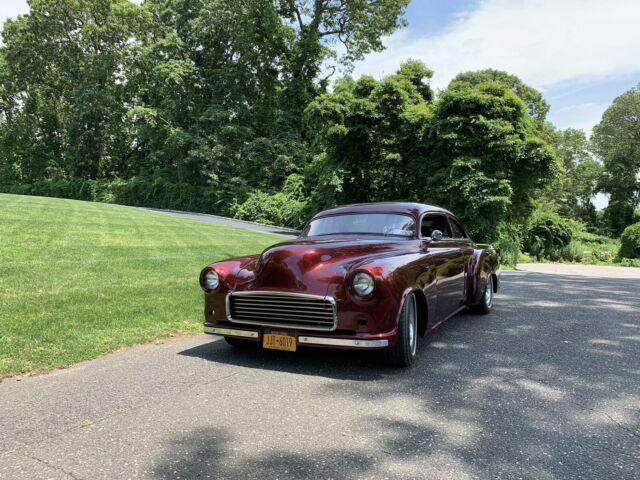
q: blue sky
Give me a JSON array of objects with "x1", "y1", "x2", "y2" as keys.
[{"x1": 352, "y1": 0, "x2": 640, "y2": 136}]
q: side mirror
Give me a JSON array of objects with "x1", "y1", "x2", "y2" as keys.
[{"x1": 431, "y1": 229, "x2": 443, "y2": 242}]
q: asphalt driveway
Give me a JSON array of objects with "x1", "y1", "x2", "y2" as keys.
[{"x1": 1, "y1": 265, "x2": 639, "y2": 479}]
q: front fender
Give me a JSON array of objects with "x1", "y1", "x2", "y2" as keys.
[{"x1": 200, "y1": 255, "x2": 260, "y2": 293}]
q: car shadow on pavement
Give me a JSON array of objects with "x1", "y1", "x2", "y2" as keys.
[
  {"x1": 178, "y1": 337, "x2": 391, "y2": 381},
  {"x1": 168, "y1": 272, "x2": 639, "y2": 479}
]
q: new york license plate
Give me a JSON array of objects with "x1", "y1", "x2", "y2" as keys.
[{"x1": 263, "y1": 332, "x2": 297, "y2": 352}]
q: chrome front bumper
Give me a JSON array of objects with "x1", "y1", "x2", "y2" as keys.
[
  {"x1": 204, "y1": 325, "x2": 388, "y2": 348},
  {"x1": 204, "y1": 326, "x2": 259, "y2": 338},
  {"x1": 298, "y1": 335, "x2": 388, "y2": 348}
]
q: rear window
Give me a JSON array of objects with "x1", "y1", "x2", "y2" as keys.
[{"x1": 302, "y1": 213, "x2": 416, "y2": 238}]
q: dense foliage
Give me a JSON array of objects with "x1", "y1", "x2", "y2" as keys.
[
  {"x1": 592, "y1": 87, "x2": 640, "y2": 236},
  {"x1": 0, "y1": 0, "x2": 410, "y2": 211},
  {"x1": 0, "y1": 0, "x2": 638, "y2": 265},
  {"x1": 619, "y1": 222, "x2": 640, "y2": 259},
  {"x1": 523, "y1": 209, "x2": 579, "y2": 261}
]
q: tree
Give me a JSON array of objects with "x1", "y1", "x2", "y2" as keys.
[
  {"x1": 452, "y1": 69, "x2": 550, "y2": 124},
  {"x1": 304, "y1": 60, "x2": 433, "y2": 212},
  {"x1": 304, "y1": 67, "x2": 558, "y2": 243},
  {"x1": 592, "y1": 86, "x2": 640, "y2": 235},
  {"x1": 277, "y1": 0, "x2": 410, "y2": 123},
  {"x1": 0, "y1": 0, "x2": 146, "y2": 181},
  {"x1": 428, "y1": 80, "x2": 559, "y2": 241},
  {"x1": 0, "y1": 0, "x2": 410, "y2": 205},
  {"x1": 130, "y1": 0, "x2": 293, "y2": 189},
  {"x1": 544, "y1": 128, "x2": 603, "y2": 227}
]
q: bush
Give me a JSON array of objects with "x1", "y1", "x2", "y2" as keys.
[
  {"x1": 523, "y1": 209, "x2": 574, "y2": 261},
  {"x1": 496, "y1": 236, "x2": 520, "y2": 267},
  {"x1": 574, "y1": 230, "x2": 612, "y2": 245},
  {"x1": 618, "y1": 222, "x2": 640, "y2": 259},
  {"x1": 590, "y1": 244, "x2": 616, "y2": 262},
  {"x1": 493, "y1": 222, "x2": 521, "y2": 267},
  {"x1": 233, "y1": 191, "x2": 306, "y2": 228},
  {"x1": 0, "y1": 177, "x2": 231, "y2": 215},
  {"x1": 560, "y1": 240, "x2": 584, "y2": 262}
]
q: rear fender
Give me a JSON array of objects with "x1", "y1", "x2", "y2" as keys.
[{"x1": 466, "y1": 247, "x2": 498, "y2": 305}]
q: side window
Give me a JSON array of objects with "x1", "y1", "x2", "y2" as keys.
[
  {"x1": 421, "y1": 215, "x2": 452, "y2": 239},
  {"x1": 449, "y1": 219, "x2": 467, "y2": 239}
]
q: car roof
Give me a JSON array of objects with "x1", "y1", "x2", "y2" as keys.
[{"x1": 310, "y1": 202, "x2": 453, "y2": 221}]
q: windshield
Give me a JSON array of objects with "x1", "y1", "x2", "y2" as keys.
[{"x1": 302, "y1": 213, "x2": 416, "y2": 238}]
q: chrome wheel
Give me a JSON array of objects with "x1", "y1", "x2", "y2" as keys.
[
  {"x1": 383, "y1": 292, "x2": 418, "y2": 367},
  {"x1": 408, "y1": 294, "x2": 417, "y2": 356},
  {"x1": 484, "y1": 276, "x2": 493, "y2": 308}
]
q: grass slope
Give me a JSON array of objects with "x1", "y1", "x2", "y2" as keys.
[{"x1": 0, "y1": 194, "x2": 282, "y2": 377}]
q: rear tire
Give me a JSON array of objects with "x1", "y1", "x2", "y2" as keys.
[
  {"x1": 224, "y1": 336, "x2": 258, "y2": 348},
  {"x1": 383, "y1": 293, "x2": 418, "y2": 367},
  {"x1": 471, "y1": 275, "x2": 494, "y2": 315}
]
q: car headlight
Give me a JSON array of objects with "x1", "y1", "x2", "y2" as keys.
[
  {"x1": 204, "y1": 270, "x2": 220, "y2": 290},
  {"x1": 353, "y1": 272, "x2": 375, "y2": 296}
]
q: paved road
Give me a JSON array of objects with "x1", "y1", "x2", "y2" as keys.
[
  {"x1": 145, "y1": 208, "x2": 300, "y2": 236},
  {"x1": 1, "y1": 266, "x2": 639, "y2": 479}
]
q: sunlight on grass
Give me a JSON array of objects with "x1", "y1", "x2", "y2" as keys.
[{"x1": 0, "y1": 193, "x2": 283, "y2": 377}]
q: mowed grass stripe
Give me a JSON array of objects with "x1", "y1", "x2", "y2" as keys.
[{"x1": 0, "y1": 193, "x2": 282, "y2": 377}]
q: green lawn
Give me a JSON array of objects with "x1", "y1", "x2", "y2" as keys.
[{"x1": 0, "y1": 193, "x2": 282, "y2": 377}]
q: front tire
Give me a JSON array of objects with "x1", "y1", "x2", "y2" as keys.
[
  {"x1": 383, "y1": 293, "x2": 418, "y2": 367},
  {"x1": 471, "y1": 275, "x2": 494, "y2": 315}
]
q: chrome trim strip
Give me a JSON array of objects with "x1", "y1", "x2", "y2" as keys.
[
  {"x1": 226, "y1": 291, "x2": 338, "y2": 331},
  {"x1": 204, "y1": 326, "x2": 259, "y2": 338},
  {"x1": 298, "y1": 336, "x2": 388, "y2": 348}
]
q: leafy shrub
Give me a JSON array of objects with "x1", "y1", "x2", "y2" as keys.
[
  {"x1": 494, "y1": 222, "x2": 521, "y2": 267},
  {"x1": 518, "y1": 251, "x2": 535, "y2": 263},
  {"x1": 496, "y1": 237, "x2": 520, "y2": 267},
  {"x1": 233, "y1": 190, "x2": 306, "y2": 228},
  {"x1": 574, "y1": 230, "x2": 612, "y2": 245},
  {"x1": 590, "y1": 245, "x2": 615, "y2": 262},
  {"x1": 0, "y1": 177, "x2": 231, "y2": 215},
  {"x1": 617, "y1": 257, "x2": 640, "y2": 267},
  {"x1": 560, "y1": 240, "x2": 584, "y2": 262},
  {"x1": 618, "y1": 222, "x2": 640, "y2": 259},
  {"x1": 523, "y1": 209, "x2": 574, "y2": 261}
]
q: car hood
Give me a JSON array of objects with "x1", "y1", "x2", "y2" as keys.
[{"x1": 233, "y1": 236, "x2": 411, "y2": 295}]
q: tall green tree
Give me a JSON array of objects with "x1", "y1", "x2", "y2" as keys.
[
  {"x1": 451, "y1": 69, "x2": 550, "y2": 124},
  {"x1": 304, "y1": 60, "x2": 433, "y2": 211},
  {"x1": 278, "y1": 0, "x2": 410, "y2": 122},
  {"x1": 129, "y1": 0, "x2": 293, "y2": 189},
  {"x1": 0, "y1": 0, "x2": 146, "y2": 181},
  {"x1": 592, "y1": 86, "x2": 640, "y2": 235},
  {"x1": 304, "y1": 65, "x2": 559, "y2": 243},
  {"x1": 428, "y1": 79, "x2": 559, "y2": 241},
  {"x1": 544, "y1": 128, "x2": 603, "y2": 227}
]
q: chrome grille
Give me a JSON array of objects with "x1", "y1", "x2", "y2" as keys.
[{"x1": 227, "y1": 292, "x2": 337, "y2": 331}]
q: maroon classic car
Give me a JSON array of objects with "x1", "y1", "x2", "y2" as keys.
[{"x1": 199, "y1": 202, "x2": 499, "y2": 366}]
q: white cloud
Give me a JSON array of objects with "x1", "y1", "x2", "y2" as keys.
[{"x1": 353, "y1": 0, "x2": 640, "y2": 91}]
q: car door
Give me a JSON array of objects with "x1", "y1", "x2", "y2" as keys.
[{"x1": 420, "y1": 214, "x2": 461, "y2": 321}]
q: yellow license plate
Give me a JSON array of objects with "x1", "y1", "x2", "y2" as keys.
[{"x1": 263, "y1": 333, "x2": 297, "y2": 352}]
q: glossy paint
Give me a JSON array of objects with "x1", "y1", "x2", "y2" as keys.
[{"x1": 201, "y1": 202, "x2": 500, "y2": 349}]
